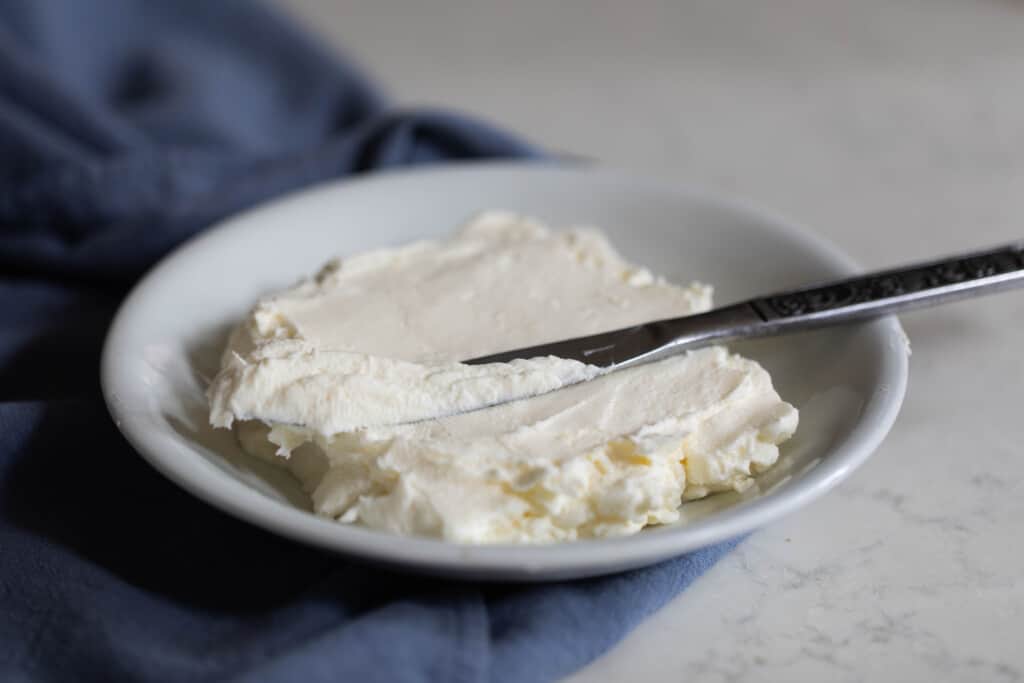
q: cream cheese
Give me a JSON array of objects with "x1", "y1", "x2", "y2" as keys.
[{"x1": 208, "y1": 212, "x2": 798, "y2": 543}]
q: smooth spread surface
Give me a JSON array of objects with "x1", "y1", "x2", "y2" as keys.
[{"x1": 209, "y1": 213, "x2": 798, "y2": 543}]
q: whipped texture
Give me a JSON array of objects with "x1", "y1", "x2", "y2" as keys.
[{"x1": 209, "y1": 212, "x2": 798, "y2": 543}]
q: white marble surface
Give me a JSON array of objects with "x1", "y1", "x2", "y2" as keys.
[{"x1": 278, "y1": 1, "x2": 1024, "y2": 680}]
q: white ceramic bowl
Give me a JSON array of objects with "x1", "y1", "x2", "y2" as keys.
[{"x1": 101, "y1": 163, "x2": 908, "y2": 581}]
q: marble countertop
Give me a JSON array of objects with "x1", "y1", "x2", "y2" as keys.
[{"x1": 280, "y1": 1, "x2": 1024, "y2": 680}]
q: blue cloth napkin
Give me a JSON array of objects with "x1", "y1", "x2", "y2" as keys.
[{"x1": 0, "y1": 2, "x2": 739, "y2": 681}]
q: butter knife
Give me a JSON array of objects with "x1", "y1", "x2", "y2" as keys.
[{"x1": 464, "y1": 241, "x2": 1024, "y2": 371}]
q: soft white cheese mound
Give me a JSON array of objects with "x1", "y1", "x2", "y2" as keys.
[
  {"x1": 209, "y1": 341, "x2": 601, "y2": 435},
  {"x1": 208, "y1": 212, "x2": 798, "y2": 543}
]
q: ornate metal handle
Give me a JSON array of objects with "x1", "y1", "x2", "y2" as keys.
[{"x1": 748, "y1": 242, "x2": 1024, "y2": 324}]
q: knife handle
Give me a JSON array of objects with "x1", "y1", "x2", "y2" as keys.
[
  {"x1": 612, "y1": 240, "x2": 1024, "y2": 371},
  {"x1": 745, "y1": 241, "x2": 1024, "y2": 331}
]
